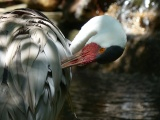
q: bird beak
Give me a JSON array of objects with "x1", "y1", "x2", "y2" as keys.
[
  {"x1": 61, "y1": 51, "x2": 83, "y2": 68},
  {"x1": 61, "y1": 49, "x2": 97, "y2": 68}
]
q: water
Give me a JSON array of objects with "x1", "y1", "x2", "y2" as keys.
[
  {"x1": 58, "y1": 1, "x2": 160, "y2": 119},
  {"x1": 59, "y1": 68, "x2": 160, "y2": 120}
]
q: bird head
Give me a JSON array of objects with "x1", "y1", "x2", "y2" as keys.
[{"x1": 61, "y1": 15, "x2": 127, "y2": 68}]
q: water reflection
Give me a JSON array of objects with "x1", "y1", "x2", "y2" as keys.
[{"x1": 59, "y1": 67, "x2": 160, "y2": 120}]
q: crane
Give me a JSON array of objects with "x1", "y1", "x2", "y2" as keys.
[{"x1": 0, "y1": 8, "x2": 126, "y2": 120}]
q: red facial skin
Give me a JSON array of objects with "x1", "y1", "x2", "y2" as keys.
[
  {"x1": 61, "y1": 42, "x2": 100, "y2": 68},
  {"x1": 78, "y1": 42, "x2": 100, "y2": 65}
]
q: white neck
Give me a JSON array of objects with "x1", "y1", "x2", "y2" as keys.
[{"x1": 70, "y1": 15, "x2": 126, "y2": 54}]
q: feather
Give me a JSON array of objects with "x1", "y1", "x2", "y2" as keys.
[
  {"x1": 36, "y1": 91, "x2": 53, "y2": 120},
  {"x1": 47, "y1": 76, "x2": 55, "y2": 99},
  {"x1": 44, "y1": 38, "x2": 62, "y2": 91},
  {"x1": 47, "y1": 31, "x2": 57, "y2": 43},
  {"x1": 27, "y1": 51, "x2": 48, "y2": 108},
  {"x1": 30, "y1": 28, "x2": 47, "y2": 52},
  {"x1": 0, "y1": 8, "x2": 72, "y2": 120},
  {"x1": 9, "y1": 39, "x2": 40, "y2": 112},
  {"x1": 0, "y1": 50, "x2": 5, "y2": 83},
  {"x1": 7, "y1": 45, "x2": 30, "y2": 113},
  {"x1": 0, "y1": 29, "x2": 8, "y2": 48},
  {"x1": 0, "y1": 84, "x2": 26, "y2": 120}
]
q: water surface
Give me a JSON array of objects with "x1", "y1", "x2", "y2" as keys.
[{"x1": 59, "y1": 67, "x2": 160, "y2": 120}]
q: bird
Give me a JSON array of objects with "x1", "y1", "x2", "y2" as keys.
[{"x1": 0, "y1": 8, "x2": 126, "y2": 120}]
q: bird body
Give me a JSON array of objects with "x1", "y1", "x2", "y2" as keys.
[{"x1": 0, "y1": 8, "x2": 71, "y2": 120}]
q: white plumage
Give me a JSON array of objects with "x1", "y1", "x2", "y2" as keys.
[{"x1": 70, "y1": 15, "x2": 126, "y2": 54}]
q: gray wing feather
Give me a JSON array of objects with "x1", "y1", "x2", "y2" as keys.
[
  {"x1": 27, "y1": 51, "x2": 48, "y2": 109},
  {"x1": 0, "y1": 51, "x2": 5, "y2": 83},
  {"x1": 0, "y1": 8, "x2": 71, "y2": 120},
  {"x1": 44, "y1": 38, "x2": 62, "y2": 90},
  {"x1": 47, "y1": 76, "x2": 55, "y2": 99},
  {"x1": 0, "y1": 84, "x2": 26, "y2": 120}
]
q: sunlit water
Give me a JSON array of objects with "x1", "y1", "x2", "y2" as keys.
[{"x1": 59, "y1": 68, "x2": 160, "y2": 120}]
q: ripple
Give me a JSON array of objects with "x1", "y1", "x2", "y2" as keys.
[{"x1": 59, "y1": 70, "x2": 160, "y2": 120}]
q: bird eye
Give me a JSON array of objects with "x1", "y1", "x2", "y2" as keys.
[{"x1": 98, "y1": 48, "x2": 106, "y2": 54}]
